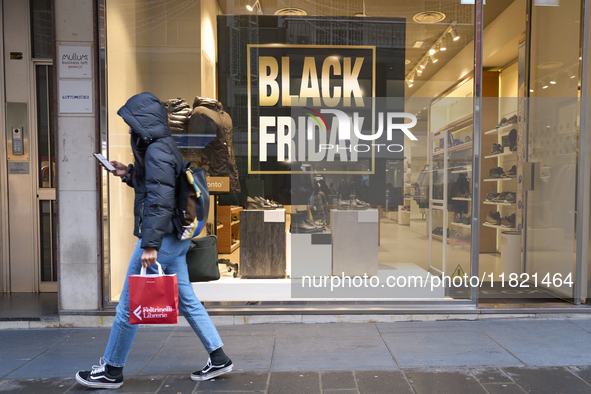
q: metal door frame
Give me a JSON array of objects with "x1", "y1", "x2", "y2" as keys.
[{"x1": 0, "y1": 0, "x2": 8, "y2": 293}]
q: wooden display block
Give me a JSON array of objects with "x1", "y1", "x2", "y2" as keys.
[
  {"x1": 330, "y1": 209, "x2": 378, "y2": 277},
  {"x1": 240, "y1": 209, "x2": 286, "y2": 278}
]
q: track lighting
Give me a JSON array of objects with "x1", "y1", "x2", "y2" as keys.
[
  {"x1": 408, "y1": 72, "x2": 415, "y2": 83},
  {"x1": 440, "y1": 38, "x2": 447, "y2": 51},
  {"x1": 246, "y1": 0, "x2": 263, "y2": 14},
  {"x1": 406, "y1": 80, "x2": 414, "y2": 88},
  {"x1": 416, "y1": 68, "x2": 423, "y2": 75},
  {"x1": 429, "y1": 47, "x2": 437, "y2": 55},
  {"x1": 429, "y1": 53, "x2": 438, "y2": 63},
  {"x1": 450, "y1": 27, "x2": 460, "y2": 41}
]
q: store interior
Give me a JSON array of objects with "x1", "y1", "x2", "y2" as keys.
[{"x1": 104, "y1": 0, "x2": 580, "y2": 303}]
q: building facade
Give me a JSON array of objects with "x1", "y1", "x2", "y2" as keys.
[{"x1": 2, "y1": 0, "x2": 591, "y2": 320}]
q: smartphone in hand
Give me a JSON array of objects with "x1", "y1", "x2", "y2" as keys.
[{"x1": 93, "y1": 153, "x2": 116, "y2": 171}]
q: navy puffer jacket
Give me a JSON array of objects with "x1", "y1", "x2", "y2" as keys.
[{"x1": 117, "y1": 92, "x2": 184, "y2": 250}]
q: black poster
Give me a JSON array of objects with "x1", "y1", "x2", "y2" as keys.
[{"x1": 217, "y1": 15, "x2": 405, "y2": 205}]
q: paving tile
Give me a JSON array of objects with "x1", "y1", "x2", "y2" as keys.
[
  {"x1": 68, "y1": 375, "x2": 165, "y2": 393},
  {"x1": 504, "y1": 367, "x2": 591, "y2": 394},
  {"x1": 478, "y1": 320, "x2": 591, "y2": 366},
  {"x1": 0, "y1": 328, "x2": 72, "y2": 377},
  {"x1": 323, "y1": 390, "x2": 359, "y2": 393},
  {"x1": 470, "y1": 368, "x2": 514, "y2": 384},
  {"x1": 197, "y1": 372, "x2": 268, "y2": 391},
  {"x1": 138, "y1": 330, "x2": 208, "y2": 376},
  {"x1": 0, "y1": 377, "x2": 75, "y2": 393},
  {"x1": 268, "y1": 372, "x2": 320, "y2": 394},
  {"x1": 156, "y1": 375, "x2": 198, "y2": 394},
  {"x1": 377, "y1": 322, "x2": 521, "y2": 368},
  {"x1": 321, "y1": 372, "x2": 357, "y2": 390},
  {"x1": 404, "y1": 369, "x2": 487, "y2": 394},
  {"x1": 5, "y1": 328, "x2": 172, "y2": 379},
  {"x1": 272, "y1": 324, "x2": 396, "y2": 372},
  {"x1": 354, "y1": 371, "x2": 413, "y2": 394},
  {"x1": 482, "y1": 383, "x2": 526, "y2": 394},
  {"x1": 569, "y1": 366, "x2": 591, "y2": 386},
  {"x1": 215, "y1": 325, "x2": 276, "y2": 372}
]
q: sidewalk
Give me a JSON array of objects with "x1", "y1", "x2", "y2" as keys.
[{"x1": 2, "y1": 319, "x2": 591, "y2": 393}]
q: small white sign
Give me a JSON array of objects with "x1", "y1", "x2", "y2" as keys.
[
  {"x1": 59, "y1": 80, "x2": 93, "y2": 113},
  {"x1": 59, "y1": 45, "x2": 92, "y2": 78}
]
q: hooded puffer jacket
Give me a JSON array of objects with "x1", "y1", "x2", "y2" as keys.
[{"x1": 117, "y1": 92, "x2": 184, "y2": 250}]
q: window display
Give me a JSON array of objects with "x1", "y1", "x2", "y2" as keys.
[{"x1": 101, "y1": 0, "x2": 583, "y2": 307}]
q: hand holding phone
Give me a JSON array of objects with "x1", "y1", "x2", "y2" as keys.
[{"x1": 94, "y1": 153, "x2": 116, "y2": 172}]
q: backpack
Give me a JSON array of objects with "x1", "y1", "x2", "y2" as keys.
[{"x1": 173, "y1": 161, "x2": 210, "y2": 241}]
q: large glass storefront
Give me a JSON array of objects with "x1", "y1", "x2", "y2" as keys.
[{"x1": 100, "y1": 0, "x2": 588, "y2": 308}]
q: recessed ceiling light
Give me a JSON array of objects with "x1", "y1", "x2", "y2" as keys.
[
  {"x1": 405, "y1": 59, "x2": 411, "y2": 65},
  {"x1": 413, "y1": 11, "x2": 446, "y2": 24},
  {"x1": 413, "y1": 40, "x2": 425, "y2": 48},
  {"x1": 274, "y1": 7, "x2": 307, "y2": 15}
]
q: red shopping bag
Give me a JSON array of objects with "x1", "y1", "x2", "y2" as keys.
[{"x1": 129, "y1": 262, "x2": 178, "y2": 325}]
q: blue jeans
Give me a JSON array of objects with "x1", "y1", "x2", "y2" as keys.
[{"x1": 103, "y1": 234, "x2": 223, "y2": 367}]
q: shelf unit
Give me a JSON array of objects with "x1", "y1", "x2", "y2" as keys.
[
  {"x1": 217, "y1": 205, "x2": 243, "y2": 253},
  {"x1": 484, "y1": 123, "x2": 518, "y2": 135},
  {"x1": 483, "y1": 223, "x2": 516, "y2": 230}
]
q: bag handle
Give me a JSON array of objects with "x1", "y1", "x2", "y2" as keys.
[{"x1": 140, "y1": 262, "x2": 164, "y2": 276}]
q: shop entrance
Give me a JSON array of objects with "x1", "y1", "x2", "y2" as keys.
[{"x1": 1, "y1": 0, "x2": 56, "y2": 293}]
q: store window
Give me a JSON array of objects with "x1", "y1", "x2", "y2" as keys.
[{"x1": 102, "y1": 0, "x2": 586, "y2": 306}]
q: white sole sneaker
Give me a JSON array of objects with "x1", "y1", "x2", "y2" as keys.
[
  {"x1": 190, "y1": 363, "x2": 234, "y2": 381},
  {"x1": 75, "y1": 372, "x2": 124, "y2": 389}
]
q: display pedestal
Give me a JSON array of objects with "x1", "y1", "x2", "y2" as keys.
[
  {"x1": 288, "y1": 232, "x2": 332, "y2": 278},
  {"x1": 330, "y1": 209, "x2": 379, "y2": 277},
  {"x1": 398, "y1": 206, "x2": 410, "y2": 225},
  {"x1": 240, "y1": 209, "x2": 286, "y2": 278}
]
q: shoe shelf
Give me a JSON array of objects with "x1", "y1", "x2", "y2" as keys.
[
  {"x1": 433, "y1": 141, "x2": 473, "y2": 156},
  {"x1": 484, "y1": 151, "x2": 516, "y2": 159},
  {"x1": 217, "y1": 224, "x2": 224, "y2": 230},
  {"x1": 483, "y1": 178, "x2": 514, "y2": 182},
  {"x1": 451, "y1": 197, "x2": 471, "y2": 201},
  {"x1": 217, "y1": 205, "x2": 243, "y2": 253},
  {"x1": 451, "y1": 168, "x2": 471, "y2": 174},
  {"x1": 483, "y1": 201, "x2": 515, "y2": 206},
  {"x1": 483, "y1": 223, "x2": 515, "y2": 230},
  {"x1": 484, "y1": 123, "x2": 518, "y2": 135},
  {"x1": 451, "y1": 222, "x2": 471, "y2": 229}
]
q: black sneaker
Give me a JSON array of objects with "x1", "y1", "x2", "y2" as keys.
[
  {"x1": 75, "y1": 358, "x2": 123, "y2": 389},
  {"x1": 191, "y1": 358, "x2": 234, "y2": 381}
]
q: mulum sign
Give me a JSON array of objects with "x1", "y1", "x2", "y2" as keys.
[{"x1": 247, "y1": 45, "x2": 416, "y2": 174}]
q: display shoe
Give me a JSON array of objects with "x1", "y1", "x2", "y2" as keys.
[
  {"x1": 453, "y1": 213, "x2": 463, "y2": 223},
  {"x1": 255, "y1": 196, "x2": 283, "y2": 208},
  {"x1": 246, "y1": 196, "x2": 275, "y2": 210},
  {"x1": 496, "y1": 117, "x2": 508, "y2": 128},
  {"x1": 486, "y1": 193, "x2": 498, "y2": 202},
  {"x1": 491, "y1": 192, "x2": 507, "y2": 202},
  {"x1": 489, "y1": 143, "x2": 503, "y2": 156},
  {"x1": 506, "y1": 114, "x2": 518, "y2": 124},
  {"x1": 506, "y1": 165, "x2": 517, "y2": 178},
  {"x1": 485, "y1": 211, "x2": 502, "y2": 225},
  {"x1": 504, "y1": 192, "x2": 516, "y2": 203},
  {"x1": 501, "y1": 213, "x2": 516, "y2": 228},
  {"x1": 297, "y1": 210, "x2": 325, "y2": 230},
  {"x1": 462, "y1": 215, "x2": 472, "y2": 225},
  {"x1": 489, "y1": 167, "x2": 505, "y2": 178},
  {"x1": 509, "y1": 128, "x2": 517, "y2": 151},
  {"x1": 290, "y1": 212, "x2": 324, "y2": 233}
]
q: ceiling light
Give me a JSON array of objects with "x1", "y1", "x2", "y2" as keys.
[
  {"x1": 416, "y1": 68, "x2": 423, "y2": 75},
  {"x1": 450, "y1": 27, "x2": 460, "y2": 41},
  {"x1": 429, "y1": 48, "x2": 437, "y2": 55},
  {"x1": 246, "y1": 0, "x2": 262, "y2": 14},
  {"x1": 429, "y1": 53, "x2": 438, "y2": 63},
  {"x1": 549, "y1": 79, "x2": 557, "y2": 84},
  {"x1": 542, "y1": 83, "x2": 549, "y2": 89},
  {"x1": 530, "y1": 88, "x2": 534, "y2": 92},
  {"x1": 406, "y1": 80, "x2": 414, "y2": 88},
  {"x1": 419, "y1": 62, "x2": 426, "y2": 69},
  {"x1": 440, "y1": 39, "x2": 447, "y2": 51},
  {"x1": 274, "y1": 7, "x2": 307, "y2": 15},
  {"x1": 413, "y1": 40, "x2": 425, "y2": 48},
  {"x1": 408, "y1": 72, "x2": 415, "y2": 83},
  {"x1": 413, "y1": 11, "x2": 446, "y2": 24}
]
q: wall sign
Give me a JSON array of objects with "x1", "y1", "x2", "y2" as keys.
[
  {"x1": 207, "y1": 177, "x2": 230, "y2": 193},
  {"x1": 59, "y1": 45, "x2": 92, "y2": 78},
  {"x1": 59, "y1": 80, "x2": 93, "y2": 114},
  {"x1": 8, "y1": 162, "x2": 29, "y2": 174}
]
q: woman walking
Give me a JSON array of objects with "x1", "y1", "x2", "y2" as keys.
[{"x1": 76, "y1": 92, "x2": 232, "y2": 389}]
